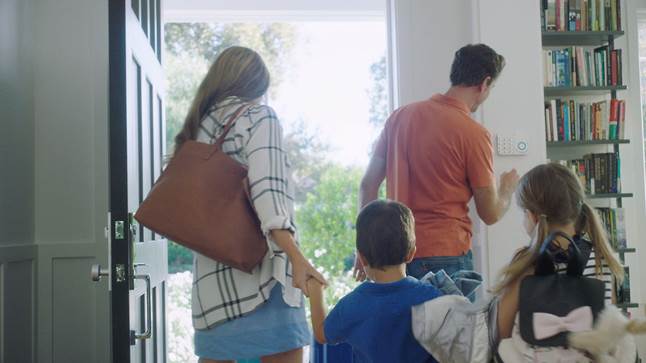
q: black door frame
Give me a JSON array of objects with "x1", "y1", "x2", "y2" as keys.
[{"x1": 108, "y1": 0, "x2": 133, "y2": 362}]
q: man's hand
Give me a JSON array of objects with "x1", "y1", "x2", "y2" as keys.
[{"x1": 499, "y1": 169, "x2": 520, "y2": 197}]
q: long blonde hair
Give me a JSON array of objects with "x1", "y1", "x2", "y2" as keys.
[
  {"x1": 492, "y1": 163, "x2": 624, "y2": 294},
  {"x1": 174, "y1": 46, "x2": 270, "y2": 154}
]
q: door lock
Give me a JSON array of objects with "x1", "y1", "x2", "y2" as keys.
[{"x1": 90, "y1": 264, "x2": 110, "y2": 282}]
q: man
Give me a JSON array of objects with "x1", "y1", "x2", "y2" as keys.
[{"x1": 356, "y1": 44, "x2": 519, "y2": 281}]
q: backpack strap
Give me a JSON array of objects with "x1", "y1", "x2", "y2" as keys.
[{"x1": 535, "y1": 231, "x2": 585, "y2": 277}]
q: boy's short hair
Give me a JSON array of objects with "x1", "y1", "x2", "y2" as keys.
[
  {"x1": 356, "y1": 200, "x2": 415, "y2": 268},
  {"x1": 450, "y1": 44, "x2": 505, "y2": 87}
]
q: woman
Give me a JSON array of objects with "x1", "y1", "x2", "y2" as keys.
[{"x1": 175, "y1": 46, "x2": 326, "y2": 363}]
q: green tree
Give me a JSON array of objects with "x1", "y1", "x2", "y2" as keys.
[
  {"x1": 164, "y1": 22, "x2": 298, "y2": 153},
  {"x1": 297, "y1": 165, "x2": 362, "y2": 277},
  {"x1": 367, "y1": 55, "x2": 389, "y2": 128}
]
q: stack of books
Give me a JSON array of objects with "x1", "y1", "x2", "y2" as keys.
[
  {"x1": 596, "y1": 207, "x2": 626, "y2": 250},
  {"x1": 554, "y1": 152, "x2": 621, "y2": 194},
  {"x1": 543, "y1": 46, "x2": 623, "y2": 87},
  {"x1": 540, "y1": 0, "x2": 622, "y2": 32},
  {"x1": 544, "y1": 98, "x2": 626, "y2": 141}
]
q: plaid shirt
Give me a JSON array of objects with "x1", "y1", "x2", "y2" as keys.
[{"x1": 191, "y1": 97, "x2": 301, "y2": 330}]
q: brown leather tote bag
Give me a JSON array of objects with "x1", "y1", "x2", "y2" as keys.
[{"x1": 135, "y1": 104, "x2": 267, "y2": 273}]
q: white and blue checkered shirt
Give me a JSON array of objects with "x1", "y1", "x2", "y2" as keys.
[{"x1": 192, "y1": 97, "x2": 301, "y2": 330}]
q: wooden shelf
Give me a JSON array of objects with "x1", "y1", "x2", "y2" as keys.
[
  {"x1": 547, "y1": 139, "x2": 630, "y2": 147},
  {"x1": 617, "y1": 247, "x2": 637, "y2": 254},
  {"x1": 544, "y1": 85, "x2": 627, "y2": 96},
  {"x1": 586, "y1": 193, "x2": 633, "y2": 199},
  {"x1": 542, "y1": 31, "x2": 625, "y2": 46},
  {"x1": 617, "y1": 302, "x2": 639, "y2": 309}
]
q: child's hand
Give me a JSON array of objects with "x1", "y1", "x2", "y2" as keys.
[{"x1": 307, "y1": 277, "x2": 325, "y2": 297}]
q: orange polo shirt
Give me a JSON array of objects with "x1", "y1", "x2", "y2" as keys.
[{"x1": 374, "y1": 94, "x2": 494, "y2": 258}]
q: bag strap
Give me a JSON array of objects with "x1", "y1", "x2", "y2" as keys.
[
  {"x1": 535, "y1": 231, "x2": 585, "y2": 277},
  {"x1": 214, "y1": 103, "x2": 251, "y2": 149}
]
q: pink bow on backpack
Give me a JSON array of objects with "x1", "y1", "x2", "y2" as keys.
[{"x1": 533, "y1": 306, "x2": 593, "y2": 340}]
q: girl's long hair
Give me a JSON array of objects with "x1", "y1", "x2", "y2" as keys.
[
  {"x1": 174, "y1": 46, "x2": 270, "y2": 154},
  {"x1": 492, "y1": 162, "x2": 623, "y2": 294}
]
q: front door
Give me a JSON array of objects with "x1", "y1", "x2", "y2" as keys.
[{"x1": 107, "y1": 0, "x2": 167, "y2": 362}]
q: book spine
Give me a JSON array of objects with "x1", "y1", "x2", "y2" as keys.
[
  {"x1": 590, "y1": 0, "x2": 599, "y2": 31},
  {"x1": 570, "y1": 47, "x2": 580, "y2": 87},
  {"x1": 548, "y1": 0, "x2": 557, "y2": 30},
  {"x1": 619, "y1": 100, "x2": 626, "y2": 139},
  {"x1": 600, "y1": 0, "x2": 606, "y2": 30},
  {"x1": 616, "y1": 0, "x2": 621, "y2": 30},
  {"x1": 582, "y1": 0, "x2": 588, "y2": 30},
  {"x1": 570, "y1": 100, "x2": 577, "y2": 140},
  {"x1": 563, "y1": 101, "x2": 572, "y2": 141},
  {"x1": 565, "y1": 48, "x2": 572, "y2": 87},
  {"x1": 616, "y1": 207, "x2": 626, "y2": 249},
  {"x1": 610, "y1": 50, "x2": 618, "y2": 86},
  {"x1": 574, "y1": 0, "x2": 583, "y2": 31},
  {"x1": 594, "y1": 154, "x2": 601, "y2": 194},
  {"x1": 558, "y1": 100, "x2": 565, "y2": 140},
  {"x1": 617, "y1": 49, "x2": 623, "y2": 85},
  {"x1": 545, "y1": 107, "x2": 551, "y2": 141},
  {"x1": 551, "y1": 99, "x2": 559, "y2": 141},
  {"x1": 609, "y1": 98, "x2": 618, "y2": 139},
  {"x1": 611, "y1": 0, "x2": 617, "y2": 31},
  {"x1": 570, "y1": 0, "x2": 577, "y2": 30},
  {"x1": 584, "y1": 155, "x2": 592, "y2": 194}
]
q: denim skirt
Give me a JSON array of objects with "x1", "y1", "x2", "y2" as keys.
[{"x1": 194, "y1": 284, "x2": 311, "y2": 360}]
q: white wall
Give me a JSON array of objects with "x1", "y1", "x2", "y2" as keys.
[
  {"x1": 390, "y1": 0, "x2": 546, "y2": 287},
  {"x1": 620, "y1": 0, "x2": 646, "y2": 355},
  {"x1": 475, "y1": 0, "x2": 548, "y2": 288}
]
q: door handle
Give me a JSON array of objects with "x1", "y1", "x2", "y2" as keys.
[
  {"x1": 133, "y1": 273, "x2": 152, "y2": 340},
  {"x1": 90, "y1": 264, "x2": 109, "y2": 282}
]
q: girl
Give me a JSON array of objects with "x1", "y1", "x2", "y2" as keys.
[
  {"x1": 176, "y1": 46, "x2": 326, "y2": 363},
  {"x1": 494, "y1": 162, "x2": 626, "y2": 359}
]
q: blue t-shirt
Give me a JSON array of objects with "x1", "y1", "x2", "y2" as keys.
[{"x1": 324, "y1": 276, "x2": 441, "y2": 363}]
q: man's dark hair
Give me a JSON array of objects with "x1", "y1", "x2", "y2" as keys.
[
  {"x1": 356, "y1": 200, "x2": 415, "y2": 268},
  {"x1": 450, "y1": 44, "x2": 505, "y2": 87}
]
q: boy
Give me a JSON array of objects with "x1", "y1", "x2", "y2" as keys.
[{"x1": 307, "y1": 200, "x2": 441, "y2": 363}]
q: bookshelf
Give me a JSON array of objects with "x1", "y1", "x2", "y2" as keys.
[
  {"x1": 547, "y1": 139, "x2": 629, "y2": 146},
  {"x1": 542, "y1": 30, "x2": 624, "y2": 46},
  {"x1": 540, "y1": 0, "x2": 637, "y2": 316},
  {"x1": 544, "y1": 85, "x2": 626, "y2": 95}
]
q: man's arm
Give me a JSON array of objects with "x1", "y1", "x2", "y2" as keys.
[
  {"x1": 359, "y1": 154, "x2": 386, "y2": 208},
  {"x1": 472, "y1": 169, "x2": 519, "y2": 225},
  {"x1": 307, "y1": 278, "x2": 327, "y2": 344}
]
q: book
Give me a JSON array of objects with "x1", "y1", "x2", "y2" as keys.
[
  {"x1": 569, "y1": 0, "x2": 577, "y2": 31},
  {"x1": 616, "y1": 208, "x2": 626, "y2": 249},
  {"x1": 618, "y1": 100, "x2": 626, "y2": 139},
  {"x1": 609, "y1": 98, "x2": 618, "y2": 139},
  {"x1": 582, "y1": 0, "x2": 588, "y2": 30},
  {"x1": 616, "y1": 0, "x2": 621, "y2": 30},
  {"x1": 610, "y1": 0, "x2": 617, "y2": 31},
  {"x1": 611, "y1": 50, "x2": 618, "y2": 86},
  {"x1": 548, "y1": 0, "x2": 557, "y2": 30},
  {"x1": 551, "y1": 99, "x2": 558, "y2": 141}
]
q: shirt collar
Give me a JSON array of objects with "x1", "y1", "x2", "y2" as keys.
[{"x1": 431, "y1": 94, "x2": 471, "y2": 114}]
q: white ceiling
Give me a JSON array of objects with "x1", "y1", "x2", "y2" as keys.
[{"x1": 163, "y1": 0, "x2": 386, "y2": 22}]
